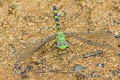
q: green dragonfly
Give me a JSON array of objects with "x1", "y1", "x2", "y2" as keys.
[
  {"x1": 14, "y1": 5, "x2": 116, "y2": 66},
  {"x1": 53, "y1": 5, "x2": 68, "y2": 50}
]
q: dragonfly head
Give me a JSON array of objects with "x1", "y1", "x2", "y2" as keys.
[{"x1": 57, "y1": 41, "x2": 68, "y2": 50}]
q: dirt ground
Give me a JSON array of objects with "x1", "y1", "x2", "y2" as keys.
[{"x1": 0, "y1": 0, "x2": 120, "y2": 80}]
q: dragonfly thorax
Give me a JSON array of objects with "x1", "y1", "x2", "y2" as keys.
[{"x1": 57, "y1": 41, "x2": 68, "y2": 50}]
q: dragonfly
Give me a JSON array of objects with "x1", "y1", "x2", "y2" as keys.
[
  {"x1": 14, "y1": 5, "x2": 117, "y2": 66},
  {"x1": 50, "y1": 5, "x2": 73, "y2": 54},
  {"x1": 53, "y1": 5, "x2": 68, "y2": 50}
]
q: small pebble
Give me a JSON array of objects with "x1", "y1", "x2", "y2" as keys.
[
  {"x1": 116, "y1": 53, "x2": 120, "y2": 57},
  {"x1": 58, "y1": 11, "x2": 65, "y2": 17},
  {"x1": 10, "y1": 4, "x2": 16, "y2": 9},
  {"x1": 114, "y1": 35, "x2": 120, "y2": 40},
  {"x1": 96, "y1": 63, "x2": 104, "y2": 67},
  {"x1": 47, "y1": 26, "x2": 51, "y2": 29},
  {"x1": 17, "y1": 5, "x2": 22, "y2": 10},
  {"x1": 113, "y1": 20, "x2": 119, "y2": 24},
  {"x1": 74, "y1": 64, "x2": 84, "y2": 72}
]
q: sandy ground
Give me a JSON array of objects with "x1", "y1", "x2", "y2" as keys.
[{"x1": 0, "y1": 0, "x2": 120, "y2": 80}]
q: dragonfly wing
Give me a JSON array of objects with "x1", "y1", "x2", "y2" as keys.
[
  {"x1": 15, "y1": 31, "x2": 117, "y2": 65},
  {"x1": 64, "y1": 32, "x2": 116, "y2": 51},
  {"x1": 15, "y1": 34, "x2": 56, "y2": 65}
]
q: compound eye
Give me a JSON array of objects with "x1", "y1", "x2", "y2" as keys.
[
  {"x1": 57, "y1": 42, "x2": 62, "y2": 47},
  {"x1": 64, "y1": 41, "x2": 68, "y2": 46}
]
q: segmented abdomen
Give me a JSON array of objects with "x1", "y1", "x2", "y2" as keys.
[{"x1": 53, "y1": 5, "x2": 61, "y2": 31}]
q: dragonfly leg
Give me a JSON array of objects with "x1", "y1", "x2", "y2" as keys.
[
  {"x1": 66, "y1": 40, "x2": 72, "y2": 46},
  {"x1": 50, "y1": 43, "x2": 64, "y2": 60},
  {"x1": 50, "y1": 42, "x2": 57, "y2": 51},
  {"x1": 56, "y1": 47, "x2": 73, "y2": 60}
]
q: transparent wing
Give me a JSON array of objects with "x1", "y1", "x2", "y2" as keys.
[
  {"x1": 15, "y1": 34, "x2": 56, "y2": 65},
  {"x1": 15, "y1": 31, "x2": 117, "y2": 65},
  {"x1": 64, "y1": 31, "x2": 116, "y2": 51}
]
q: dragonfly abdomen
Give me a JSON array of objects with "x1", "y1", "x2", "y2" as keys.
[{"x1": 53, "y1": 5, "x2": 61, "y2": 31}]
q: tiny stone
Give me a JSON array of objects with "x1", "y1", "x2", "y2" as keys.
[
  {"x1": 72, "y1": 2, "x2": 76, "y2": 5},
  {"x1": 58, "y1": 11, "x2": 65, "y2": 17},
  {"x1": 114, "y1": 35, "x2": 120, "y2": 40},
  {"x1": 116, "y1": 53, "x2": 120, "y2": 57},
  {"x1": 10, "y1": 4, "x2": 16, "y2": 9},
  {"x1": 97, "y1": 50, "x2": 103, "y2": 55},
  {"x1": 96, "y1": 63, "x2": 104, "y2": 67},
  {"x1": 47, "y1": 26, "x2": 50, "y2": 29},
  {"x1": 74, "y1": 64, "x2": 84, "y2": 72},
  {"x1": 71, "y1": 57, "x2": 76, "y2": 62},
  {"x1": 17, "y1": 5, "x2": 22, "y2": 10},
  {"x1": 113, "y1": 20, "x2": 119, "y2": 24},
  {"x1": 114, "y1": 32, "x2": 119, "y2": 35}
]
